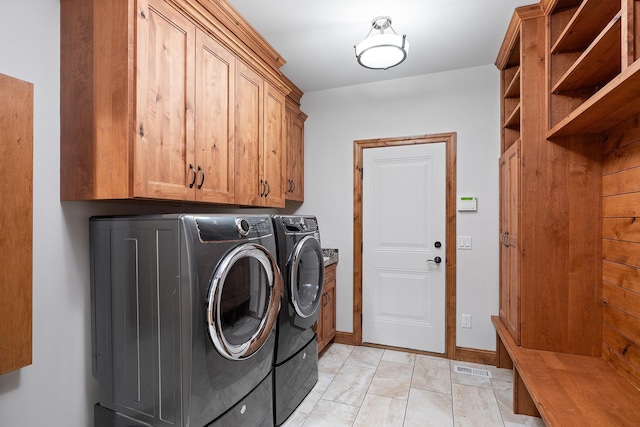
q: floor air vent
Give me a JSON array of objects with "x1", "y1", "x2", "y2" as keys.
[{"x1": 454, "y1": 365, "x2": 492, "y2": 378}]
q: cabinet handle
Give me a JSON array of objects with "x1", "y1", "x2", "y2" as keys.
[
  {"x1": 291, "y1": 180, "x2": 295, "y2": 192},
  {"x1": 264, "y1": 180, "x2": 270, "y2": 197},
  {"x1": 259, "y1": 179, "x2": 265, "y2": 197},
  {"x1": 197, "y1": 165, "x2": 205, "y2": 189},
  {"x1": 188, "y1": 164, "x2": 197, "y2": 188},
  {"x1": 502, "y1": 231, "x2": 509, "y2": 247}
]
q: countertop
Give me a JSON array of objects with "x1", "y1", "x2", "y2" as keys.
[{"x1": 323, "y1": 248, "x2": 338, "y2": 267}]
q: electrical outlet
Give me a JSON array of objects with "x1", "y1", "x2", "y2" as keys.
[{"x1": 462, "y1": 314, "x2": 471, "y2": 328}]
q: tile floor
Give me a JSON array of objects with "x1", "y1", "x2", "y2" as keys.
[{"x1": 282, "y1": 343, "x2": 546, "y2": 427}]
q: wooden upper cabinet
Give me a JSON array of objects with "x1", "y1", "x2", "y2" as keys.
[
  {"x1": 234, "y1": 61, "x2": 286, "y2": 208},
  {"x1": 235, "y1": 61, "x2": 264, "y2": 206},
  {"x1": 263, "y1": 83, "x2": 286, "y2": 207},
  {"x1": 194, "y1": 28, "x2": 235, "y2": 204},
  {"x1": 135, "y1": 0, "x2": 196, "y2": 200},
  {"x1": 285, "y1": 101, "x2": 306, "y2": 202},
  {"x1": 60, "y1": 0, "x2": 293, "y2": 207}
]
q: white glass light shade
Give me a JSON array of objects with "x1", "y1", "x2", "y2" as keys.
[{"x1": 355, "y1": 33, "x2": 409, "y2": 70}]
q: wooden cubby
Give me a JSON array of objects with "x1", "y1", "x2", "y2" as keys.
[{"x1": 547, "y1": 0, "x2": 640, "y2": 137}]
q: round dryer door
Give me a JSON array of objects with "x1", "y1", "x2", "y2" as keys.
[
  {"x1": 289, "y1": 235, "x2": 324, "y2": 318},
  {"x1": 206, "y1": 243, "x2": 283, "y2": 360}
]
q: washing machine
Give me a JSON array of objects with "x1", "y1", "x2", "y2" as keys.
[
  {"x1": 271, "y1": 215, "x2": 324, "y2": 425},
  {"x1": 90, "y1": 214, "x2": 282, "y2": 427}
]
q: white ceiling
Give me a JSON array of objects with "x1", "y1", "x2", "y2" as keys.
[{"x1": 227, "y1": 0, "x2": 537, "y2": 93}]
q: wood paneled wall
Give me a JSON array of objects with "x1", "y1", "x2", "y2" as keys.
[{"x1": 602, "y1": 114, "x2": 640, "y2": 389}]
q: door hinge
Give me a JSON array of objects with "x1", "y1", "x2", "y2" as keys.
[{"x1": 361, "y1": 241, "x2": 363, "y2": 253}]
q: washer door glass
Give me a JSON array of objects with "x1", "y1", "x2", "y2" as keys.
[
  {"x1": 207, "y1": 243, "x2": 282, "y2": 360},
  {"x1": 289, "y1": 236, "x2": 324, "y2": 318}
]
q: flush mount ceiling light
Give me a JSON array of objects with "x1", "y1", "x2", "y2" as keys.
[{"x1": 354, "y1": 16, "x2": 409, "y2": 70}]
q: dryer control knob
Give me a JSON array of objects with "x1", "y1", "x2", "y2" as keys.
[{"x1": 236, "y1": 218, "x2": 250, "y2": 236}]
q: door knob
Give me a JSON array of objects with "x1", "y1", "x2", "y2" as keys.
[{"x1": 427, "y1": 256, "x2": 442, "y2": 264}]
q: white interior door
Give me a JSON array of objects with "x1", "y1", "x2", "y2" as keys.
[{"x1": 362, "y1": 142, "x2": 446, "y2": 353}]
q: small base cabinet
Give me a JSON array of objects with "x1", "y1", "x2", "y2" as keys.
[{"x1": 317, "y1": 264, "x2": 336, "y2": 353}]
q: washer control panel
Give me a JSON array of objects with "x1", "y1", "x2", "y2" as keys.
[{"x1": 196, "y1": 215, "x2": 272, "y2": 241}]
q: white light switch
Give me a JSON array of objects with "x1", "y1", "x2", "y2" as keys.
[{"x1": 457, "y1": 236, "x2": 472, "y2": 250}]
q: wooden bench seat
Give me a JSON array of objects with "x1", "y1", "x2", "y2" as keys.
[{"x1": 492, "y1": 316, "x2": 640, "y2": 427}]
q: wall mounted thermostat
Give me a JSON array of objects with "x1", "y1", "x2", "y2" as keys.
[{"x1": 457, "y1": 196, "x2": 477, "y2": 212}]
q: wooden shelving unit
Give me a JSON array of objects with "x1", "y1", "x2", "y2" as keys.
[
  {"x1": 496, "y1": 3, "x2": 603, "y2": 357},
  {"x1": 495, "y1": 1, "x2": 640, "y2": 423},
  {"x1": 546, "y1": 0, "x2": 640, "y2": 137}
]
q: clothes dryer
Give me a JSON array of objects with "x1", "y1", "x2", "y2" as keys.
[
  {"x1": 90, "y1": 214, "x2": 282, "y2": 427},
  {"x1": 270, "y1": 215, "x2": 324, "y2": 425}
]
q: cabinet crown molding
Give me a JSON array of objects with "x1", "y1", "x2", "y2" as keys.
[{"x1": 173, "y1": 0, "x2": 295, "y2": 95}]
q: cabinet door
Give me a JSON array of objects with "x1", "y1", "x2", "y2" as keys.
[
  {"x1": 323, "y1": 286, "x2": 336, "y2": 345},
  {"x1": 0, "y1": 73, "x2": 33, "y2": 375},
  {"x1": 194, "y1": 29, "x2": 235, "y2": 203},
  {"x1": 499, "y1": 154, "x2": 508, "y2": 325},
  {"x1": 262, "y1": 83, "x2": 285, "y2": 208},
  {"x1": 135, "y1": 0, "x2": 195, "y2": 200},
  {"x1": 234, "y1": 61, "x2": 263, "y2": 206},
  {"x1": 499, "y1": 142, "x2": 520, "y2": 344},
  {"x1": 317, "y1": 264, "x2": 337, "y2": 353},
  {"x1": 286, "y1": 110, "x2": 305, "y2": 201}
]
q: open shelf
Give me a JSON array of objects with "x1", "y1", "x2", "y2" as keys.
[
  {"x1": 551, "y1": 14, "x2": 621, "y2": 93},
  {"x1": 505, "y1": 67, "x2": 521, "y2": 98},
  {"x1": 548, "y1": 59, "x2": 640, "y2": 137},
  {"x1": 504, "y1": 103, "x2": 521, "y2": 129},
  {"x1": 550, "y1": 0, "x2": 620, "y2": 54}
]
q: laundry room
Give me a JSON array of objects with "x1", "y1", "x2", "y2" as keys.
[{"x1": 2, "y1": 0, "x2": 640, "y2": 426}]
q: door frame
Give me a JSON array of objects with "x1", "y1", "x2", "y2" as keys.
[{"x1": 353, "y1": 133, "x2": 457, "y2": 359}]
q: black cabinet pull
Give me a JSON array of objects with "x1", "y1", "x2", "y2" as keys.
[
  {"x1": 264, "y1": 180, "x2": 270, "y2": 197},
  {"x1": 188, "y1": 164, "x2": 197, "y2": 188},
  {"x1": 197, "y1": 165, "x2": 205, "y2": 189}
]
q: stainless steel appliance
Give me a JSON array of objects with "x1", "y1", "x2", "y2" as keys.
[
  {"x1": 271, "y1": 215, "x2": 324, "y2": 425},
  {"x1": 90, "y1": 214, "x2": 282, "y2": 427}
]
